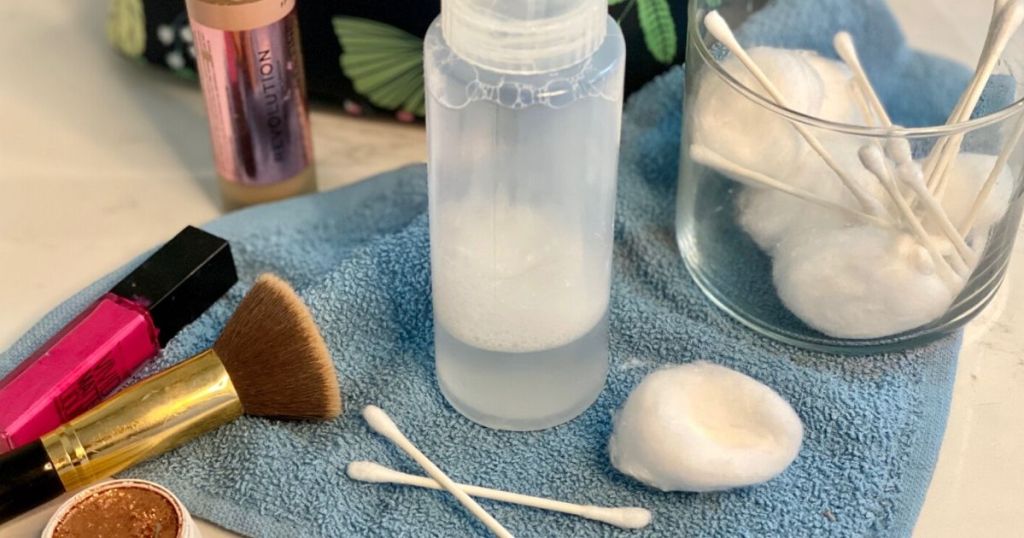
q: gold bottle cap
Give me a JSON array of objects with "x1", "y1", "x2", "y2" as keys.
[{"x1": 185, "y1": 0, "x2": 295, "y2": 31}]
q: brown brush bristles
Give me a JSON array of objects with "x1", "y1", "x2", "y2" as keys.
[{"x1": 213, "y1": 274, "x2": 342, "y2": 420}]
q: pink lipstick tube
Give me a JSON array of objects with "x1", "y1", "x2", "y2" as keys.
[
  {"x1": 186, "y1": 0, "x2": 316, "y2": 209},
  {"x1": 0, "y1": 226, "x2": 237, "y2": 453}
]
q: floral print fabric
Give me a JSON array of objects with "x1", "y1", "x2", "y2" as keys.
[{"x1": 107, "y1": 0, "x2": 687, "y2": 122}]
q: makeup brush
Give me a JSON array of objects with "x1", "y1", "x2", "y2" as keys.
[{"x1": 0, "y1": 274, "x2": 341, "y2": 523}]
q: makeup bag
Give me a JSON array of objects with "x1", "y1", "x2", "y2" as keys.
[{"x1": 106, "y1": 0, "x2": 688, "y2": 122}]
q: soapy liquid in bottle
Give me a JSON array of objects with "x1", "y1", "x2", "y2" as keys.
[
  {"x1": 425, "y1": 9, "x2": 625, "y2": 430},
  {"x1": 433, "y1": 204, "x2": 612, "y2": 430}
]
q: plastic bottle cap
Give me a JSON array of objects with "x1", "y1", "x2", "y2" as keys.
[{"x1": 441, "y1": 0, "x2": 608, "y2": 74}]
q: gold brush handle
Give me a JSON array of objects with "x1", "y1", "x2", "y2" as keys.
[{"x1": 42, "y1": 349, "x2": 242, "y2": 491}]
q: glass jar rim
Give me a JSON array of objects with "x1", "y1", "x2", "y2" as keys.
[{"x1": 691, "y1": 12, "x2": 1024, "y2": 139}]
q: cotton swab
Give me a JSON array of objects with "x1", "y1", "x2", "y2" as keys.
[
  {"x1": 926, "y1": 0, "x2": 1014, "y2": 182},
  {"x1": 833, "y1": 33, "x2": 916, "y2": 166},
  {"x1": 932, "y1": 2, "x2": 1023, "y2": 197},
  {"x1": 836, "y1": 36, "x2": 917, "y2": 198},
  {"x1": 691, "y1": 144, "x2": 892, "y2": 228},
  {"x1": 927, "y1": 0, "x2": 1024, "y2": 196},
  {"x1": 834, "y1": 32, "x2": 893, "y2": 128},
  {"x1": 835, "y1": 35, "x2": 916, "y2": 183},
  {"x1": 703, "y1": 11, "x2": 886, "y2": 217},
  {"x1": 892, "y1": 157, "x2": 979, "y2": 266},
  {"x1": 346, "y1": 461, "x2": 653, "y2": 530},
  {"x1": 923, "y1": 0, "x2": 1006, "y2": 181},
  {"x1": 833, "y1": 33, "x2": 978, "y2": 264},
  {"x1": 362, "y1": 406, "x2": 515, "y2": 538},
  {"x1": 858, "y1": 145, "x2": 967, "y2": 282},
  {"x1": 833, "y1": 31, "x2": 978, "y2": 260},
  {"x1": 959, "y1": 114, "x2": 1024, "y2": 235},
  {"x1": 848, "y1": 80, "x2": 880, "y2": 130}
]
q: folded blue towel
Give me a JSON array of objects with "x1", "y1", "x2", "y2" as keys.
[{"x1": 5, "y1": 0, "x2": 992, "y2": 535}]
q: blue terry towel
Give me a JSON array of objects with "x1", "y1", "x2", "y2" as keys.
[{"x1": 7, "y1": 0, "x2": 1008, "y2": 535}]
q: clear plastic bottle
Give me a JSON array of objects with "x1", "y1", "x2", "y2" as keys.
[{"x1": 425, "y1": 0, "x2": 626, "y2": 430}]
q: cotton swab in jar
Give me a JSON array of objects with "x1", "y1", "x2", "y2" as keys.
[
  {"x1": 939, "y1": 153, "x2": 1016, "y2": 237},
  {"x1": 884, "y1": 144, "x2": 975, "y2": 267},
  {"x1": 831, "y1": 36, "x2": 978, "y2": 265},
  {"x1": 858, "y1": 145, "x2": 967, "y2": 282},
  {"x1": 932, "y1": 1, "x2": 1024, "y2": 196},
  {"x1": 848, "y1": 79, "x2": 880, "y2": 129},
  {"x1": 835, "y1": 34, "x2": 922, "y2": 191},
  {"x1": 361, "y1": 406, "x2": 514, "y2": 538},
  {"x1": 925, "y1": 0, "x2": 1013, "y2": 181},
  {"x1": 927, "y1": 0, "x2": 1024, "y2": 196},
  {"x1": 959, "y1": 114, "x2": 1024, "y2": 235},
  {"x1": 833, "y1": 33, "x2": 916, "y2": 166},
  {"x1": 893, "y1": 157, "x2": 979, "y2": 266},
  {"x1": 923, "y1": 1, "x2": 1005, "y2": 181},
  {"x1": 832, "y1": 31, "x2": 979, "y2": 261},
  {"x1": 833, "y1": 32, "x2": 894, "y2": 128},
  {"x1": 346, "y1": 461, "x2": 653, "y2": 530},
  {"x1": 703, "y1": 11, "x2": 886, "y2": 217},
  {"x1": 691, "y1": 144, "x2": 892, "y2": 228}
]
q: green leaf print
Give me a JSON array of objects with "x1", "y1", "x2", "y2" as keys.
[
  {"x1": 332, "y1": 17, "x2": 425, "y2": 117},
  {"x1": 107, "y1": 0, "x2": 146, "y2": 59},
  {"x1": 608, "y1": 0, "x2": 628, "y2": 5},
  {"x1": 637, "y1": 0, "x2": 677, "y2": 64}
]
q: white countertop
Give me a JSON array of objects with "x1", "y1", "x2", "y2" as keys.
[{"x1": 1, "y1": 1, "x2": 1021, "y2": 536}]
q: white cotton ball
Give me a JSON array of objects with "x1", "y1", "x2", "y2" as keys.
[
  {"x1": 773, "y1": 226, "x2": 959, "y2": 339},
  {"x1": 737, "y1": 137, "x2": 884, "y2": 252},
  {"x1": 937, "y1": 152, "x2": 1015, "y2": 235},
  {"x1": 737, "y1": 182, "x2": 846, "y2": 253},
  {"x1": 692, "y1": 47, "x2": 824, "y2": 181},
  {"x1": 800, "y1": 53, "x2": 862, "y2": 125},
  {"x1": 609, "y1": 361, "x2": 803, "y2": 492}
]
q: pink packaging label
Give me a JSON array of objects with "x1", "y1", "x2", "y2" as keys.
[
  {"x1": 191, "y1": 6, "x2": 314, "y2": 186},
  {"x1": 0, "y1": 294, "x2": 160, "y2": 452}
]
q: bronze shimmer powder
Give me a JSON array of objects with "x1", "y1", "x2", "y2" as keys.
[{"x1": 52, "y1": 485, "x2": 182, "y2": 538}]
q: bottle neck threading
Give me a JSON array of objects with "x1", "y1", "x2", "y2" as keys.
[{"x1": 441, "y1": 0, "x2": 608, "y2": 75}]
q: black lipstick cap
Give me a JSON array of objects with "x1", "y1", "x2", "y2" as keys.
[
  {"x1": 109, "y1": 226, "x2": 238, "y2": 347},
  {"x1": 0, "y1": 440, "x2": 65, "y2": 523}
]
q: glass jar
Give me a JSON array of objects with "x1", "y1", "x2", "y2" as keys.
[{"x1": 677, "y1": 0, "x2": 1024, "y2": 352}]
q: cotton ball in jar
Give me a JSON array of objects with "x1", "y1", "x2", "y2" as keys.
[
  {"x1": 692, "y1": 47, "x2": 824, "y2": 181},
  {"x1": 936, "y1": 152, "x2": 1015, "y2": 236},
  {"x1": 773, "y1": 226, "x2": 959, "y2": 339},
  {"x1": 737, "y1": 184, "x2": 847, "y2": 254},
  {"x1": 800, "y1": 53, "x2": 863, "y2": 125},
  {"x1": 737, "y1": 137, "x2": 884, "y2": 253},
  {"x1": 609, "y1": 361, "x2": 804, "y2": 493}
]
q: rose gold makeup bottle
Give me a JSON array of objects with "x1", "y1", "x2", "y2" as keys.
[{"x1": 186, "y1": 0, "x2": 315, "y2": 209}]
